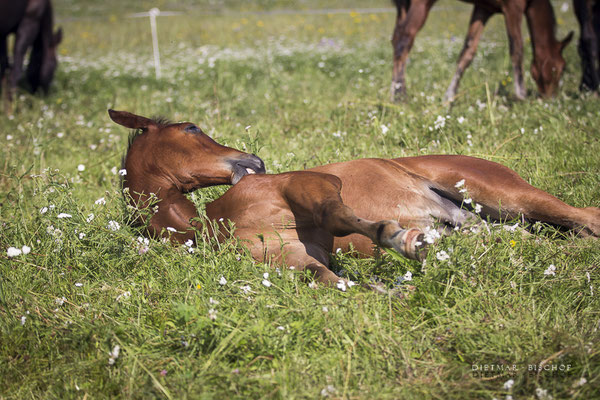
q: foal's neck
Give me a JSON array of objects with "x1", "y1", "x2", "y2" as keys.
[
  {"x1": 126, "y1": 173, "x2": 209, "y2": 243},
  {"x1": 526, "y1": 0, "x2": 560, "y2": 56}
]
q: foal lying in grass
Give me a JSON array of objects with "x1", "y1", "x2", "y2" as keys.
[{"x1": 109, "y1": 109, "x2": 600, "y2": 292}]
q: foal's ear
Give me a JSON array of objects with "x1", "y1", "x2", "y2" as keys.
[
  {"x1": 560, "y1": 31, "x2": 574, "y2": 52},
  {"x1": 108, "y1": 109, "x2": 156, "y2": 130}
]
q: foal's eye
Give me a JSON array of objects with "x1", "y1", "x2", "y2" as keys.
[{"x1": 184, "y1": 124, "x2": 202, "y2": 134}]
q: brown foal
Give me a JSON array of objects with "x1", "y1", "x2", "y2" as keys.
[
  {"x1": 109, "y1": 109, "x2": 600, "y2": 291},
  {"x1": 391, "y1": 0, "x2": 573, "y2": 102}
]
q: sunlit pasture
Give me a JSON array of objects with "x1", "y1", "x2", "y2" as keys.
[{"x1": 1, "y1": 0, "x2": 599, "y2": 398}]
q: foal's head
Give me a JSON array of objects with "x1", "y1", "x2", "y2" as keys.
[
  {"x1": 527, "y1": 3, "x2": 574, "y2": 98},
  {"x1": 109, "y1": 109, "x2": 265, "y2": 194}
]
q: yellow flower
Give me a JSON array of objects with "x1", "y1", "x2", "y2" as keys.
[
  {"x1": 510, "y1": 240, "x2": 516, "y2": 248},
  {"x1": 196, "y1": 283, "x2": 202, "y2": 290}
]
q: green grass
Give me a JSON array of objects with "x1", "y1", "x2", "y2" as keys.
[{"x1": 1, "y1": 0, "x2": 599, "y2": 398}]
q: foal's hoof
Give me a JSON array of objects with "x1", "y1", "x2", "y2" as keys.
[{"x1": 379, "y1": 223, "x2": 428, "y2": 261}]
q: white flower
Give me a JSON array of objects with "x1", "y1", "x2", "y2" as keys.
[
  {"x1": 86, "y1": 213, "x2": 95, "y2": 223},
  {"x1": 464, "y1": 198, "x2": 472, "y2": 204},
  {"x1": 322, "y1": 306, "x2": 329, "y2": 312},
  {"x1": 79, "y1": 232, "x2": 86, "y2": 239},
  {"x1": 423, "y1": 226, "x2": 441, "y2": 244},
  {"x1": 573, "y1": 377, "x2": 587, "y2": 387},
  {"x1": 116, "y1": 291, "x2": 131, "y2": 302},
  {"x1": 474, "y1": 203, "x2": 483, "y2": 214},
  {"x1": 457, "y1": 116, "x2": 466, "y2": 124},
  {"x1": 263, "y1": 272, "x2": 269, "y2": 279},
  {"x1": 503, "y1": 379, "x2": 514, "y2": 390},
  {"x1": 107, "y1": 220, "x2": 120, "y2": 231},
  {"x1": 118, "y1": 169, "x2": 127, "y2": 176},
  {"x1": 336, "y1": 280, "x2": 347, "y2": 292},
  {"x1": 57, "y1": 213, "x2": 72, "y2": 219},
  {"x1": 20, "y1": 316, "x2": 26, "y2": 325},
  {"x1": 503, "y1": 223, "x2": 519, "y2": 232},
  {"x1": 436, "y1": 251, "x2": 450, "y2": 261},
  {"x1": 75, "y1": 282, "x2": 83, "y2": 287},
  {"x1": 166, "y1": 227, "x2": 177, "y2": 232},
  {"x1": 321, "y1": 385, "x2": 337, "y2": 397},
  {"x1": 208, "y1": 309, "x2": 217, "y2": 320},
  {"x1": 77, "y1": 164, "x2": 85, "y2": 172},
  {"x1": 184, "y1": 239, "x2": 193, "y2": 247},
  {"x1": 21, "y1": 245, "x2": 31, "y2": 255},
  {"x1": 561, "y1": 2, "x2": 569, "y2": 12},
  {"x1": 403, "y1": 271, "x2": 412, "y2": 281},
  {"x1": 55, "y1": 297, "x2": 66, "y2": 306},
  {"x1": 535, "y1": 387, "x2": 552, "y2": 400},
  {"x1": 7, "y1": 247, "x2": 22, "y2": 257},
  {"x1": 218, "y1": 276, "x2": 227, "y2": 286},
  {"x1": 108, "y1": 345, "x2": 120, "y2": 365},
  {"x1": 240, "y1": 285, "x2": 251, "y2": 294},
  {"x1": 262, "y1": 279, "x2": 272, "y2": 287},
  {"x1": 277, "y1": 325, "x2": 285, "y2": 331},
  {"x1": 40, "y1": 207, "x2": 48, "y2": 214},
  {"x1": 308, "y1": 281, "x2": 318, "y2": 289},
  {"x1": 95, "y1": 197, "x2": 106, "y2": 205},
  {"x1": 7, "y1": 134, "x2": 14, "y2": 140},
  {"x1": 380, "y1": 124, "x2": 389, "y2": 135},
  {"x1": 434, "y1": 115, "x2": 446, "y2": 129},
  {"x1": 56, "y1": 132, "x2": 64, "y2": 138},
  {"x1": 455, "y1": 179, "x2": 465, "y2": 188},
  {"x1": 209, "y1": 297, "x2": 219, "y2": 305},
  {"x1": 544, "y1": 264, "x2": 556, "y2": 276}
]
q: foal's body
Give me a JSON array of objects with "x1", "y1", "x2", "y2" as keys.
[{"x1": 109, "y1": 110, "x2": 600, "y2": 289}]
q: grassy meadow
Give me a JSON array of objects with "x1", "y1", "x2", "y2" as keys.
[{"x1": 1, "y1": 0, "x2": 599, "y2": 398}]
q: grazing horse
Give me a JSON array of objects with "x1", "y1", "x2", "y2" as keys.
[
  {"x1": 109, "y1": 109, "x2": 600, "y2": 292},
  {"x1": 391, "y1": 0, "x2": 573, "y2": 102},
  {"x1": 574, "y1": 0, "x2": 600, "y2": 91},
  {"x1": 0, "y1": 0, "x2": 62, "y2": 112}
]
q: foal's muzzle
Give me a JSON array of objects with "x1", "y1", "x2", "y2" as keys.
[{"x1": 229, "y1": 154, "x2": 266, "y2": 184}]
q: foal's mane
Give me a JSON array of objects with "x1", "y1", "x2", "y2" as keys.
[{"x1": 126, "y1": 116, "x2": 173, "y2": 152}]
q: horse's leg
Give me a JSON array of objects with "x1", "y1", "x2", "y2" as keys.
[
  {"x1": 502, "y1": 4, "x2": 527, "y2": 99},
  {"x1": 234, "y1": 172, "x2": 428, "y2": 288},
  {"x1": 391, "y1": 0, "x2": 436, "y2": 101},
  {"x1": 7, "y1": 16, "x2": 41, "y2": 107},
  {"x1": 282, "y1": 172, "x2": 428, "y2": 260},
  {"x1": 444, "y1": 6, "x2": 493, "y2": 102},
  {"x1": 574, "y1": 0, "x2": 600, "y2": 91},
  {"x1": 592, "y1": 0, "x2": 600, "y2": 89},
  {"x1": 395, "y1": 155, "x2": 600, "y2": 237},
  {"x1": 0, "y1": 37, "x2": 7, "y2": 112}
]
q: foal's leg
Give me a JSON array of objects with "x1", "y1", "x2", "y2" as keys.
[
  {"x1": 282, "y1": 172, "x2": 428, "y2": 262},
  {"x1": 444, "y1": 6, "x2": 493, "y2": 102},
  {"x1": 396, "y1": 155, "x2": 600, "y2": 237},
  {"x1": 502, "y1": 4, "x2": 527, "y2": 99},
  {"x1": 391, "y1": 0, "x2": 437, "y2": 101}
]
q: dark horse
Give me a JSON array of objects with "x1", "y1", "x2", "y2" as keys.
[
  {"x1": 109, "y1": 109, "x2": 599, "y2": 294},
  {"x1": 574, "y1": 0, "x2": 600, "y2": 91},
  {"x1": 391, "y1": 0, "x2": 573, "y2": 102},
  {"x1": 0, "y1": 0, "x2": 62, "y2": 112}
]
